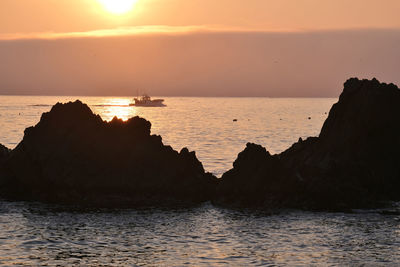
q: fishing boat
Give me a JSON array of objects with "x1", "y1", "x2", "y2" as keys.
[{"x1": 130, "y1": 94, "x2": 165, "y2": 107}]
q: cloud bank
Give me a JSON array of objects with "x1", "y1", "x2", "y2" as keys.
[{"x1": 0, "y1": 28, "x2": 399, "y2": 97}]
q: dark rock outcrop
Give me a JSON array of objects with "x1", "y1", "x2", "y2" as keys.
[
  {"x1": 1, "y1": 78, "x2": 398, "y2": 211},
  {"x1": 0, "y1": 101, "x2": 217, "y2": 206},
  {"x1": 216, "y1": 78, "x2": 400, "y2": 210}
]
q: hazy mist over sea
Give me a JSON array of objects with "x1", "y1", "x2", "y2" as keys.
[{"x1": 1, "y1": 29, "x2": 399, "y2": 97}]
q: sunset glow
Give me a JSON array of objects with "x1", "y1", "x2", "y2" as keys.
[
  {"x1": 98, "y1": 0, "x2": 138, "y2": 14},
  {"x1": 1, "y1": 0, "x2": 400, "y2": 266},
  {"x1": 96, "y1": 98, "x2": 137, "y2": 121}
]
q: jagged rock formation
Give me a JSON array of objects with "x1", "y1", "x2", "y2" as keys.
[
  {"x1": 216, "y1": 78, "x2": 400, "y2": 210},
  {"x1": 0, "y1": 78, "x2": 398, "y2": 211},
  {"x1": 0, "y1": 101, "x2": 217, "y2": 206}
]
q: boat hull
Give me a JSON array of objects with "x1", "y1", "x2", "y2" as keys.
[
  {"x1": 130, "y1": 95, "x2": 165, "y2": 107},
  {"x1": 129, "y1": 102, "x2": 166, "y2": 107}
]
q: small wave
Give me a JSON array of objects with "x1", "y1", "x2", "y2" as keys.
[
  {"x1": 29, "y1": 104, "x2": 52, "y2": 107},
  {"x1": 92, "y1": 104, "x2": 131, "y2": 107},
  {"x1": 20, "y1": 240, "x2": 48, "y2": 247}
]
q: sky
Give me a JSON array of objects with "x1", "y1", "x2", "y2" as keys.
[{"x1": 0, "y1": 0, "x2": 399, "y2": 96}]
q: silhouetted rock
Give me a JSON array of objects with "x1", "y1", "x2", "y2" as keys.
[
  {"x1": 0, "y1": 100, "x2": 217, "y2": 206},
  {"x1": 1, "y1": 78, "x2": 399, "y2": 211},
  {"x1": 216, "y1": 78, "x2": 400, "y2": 211}
]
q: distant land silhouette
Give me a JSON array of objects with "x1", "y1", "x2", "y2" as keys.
[
  {"x1": 0, "y1": 29, "x2": 400, "y2": 97},
  {"x1": 0, "y1": 78, "x2": 399, "y2": 211}
]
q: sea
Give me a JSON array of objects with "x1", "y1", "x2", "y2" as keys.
[{"x1": 0, "y1": 96, "x2": 399, "y2": 266}]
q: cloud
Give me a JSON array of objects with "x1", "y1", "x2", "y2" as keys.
[
  {"x1": 0, "y1": 25, "x2": 319, "y2": 41},
  {"x1": 0, "y1": 28, "x2": 399, "y2": 97}
]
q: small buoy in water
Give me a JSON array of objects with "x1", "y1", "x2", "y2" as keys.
[{"x1": 233, "y1": 119, "x2": 238, "y2": 122}]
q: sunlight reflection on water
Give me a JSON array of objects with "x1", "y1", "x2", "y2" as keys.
[{"x1": 96, "y1": 98, "x2": 137, "y2": 121}]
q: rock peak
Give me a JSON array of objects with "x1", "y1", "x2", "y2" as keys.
[
  {"x1": 216, "y1": 78, "x2": 400, "y2": 210},
  {"x1": 320, "y1": 77, "x2": 400, "y2": 141},
  {"x1": 1, "y1": 100, "x2": 217, "y2": 206}
]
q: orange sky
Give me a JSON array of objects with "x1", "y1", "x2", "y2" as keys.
[
  {"x1": 2, "y1": 0, "x2": 400, "y2": 36},
  {"x1": 0, "y1": 0, "x2": 399, "y2": 96}
]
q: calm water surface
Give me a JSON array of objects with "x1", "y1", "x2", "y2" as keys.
[
  {"x1": 0, "y1": 96, "x2": 399, "y2": 266},
  {"x1": 0, "y1": 96, "x2": 335, "y2": 176}
]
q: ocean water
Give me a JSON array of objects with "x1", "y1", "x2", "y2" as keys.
[
  {"x1": 0, "y1": 96, "x2": 399, "y2": 266},
  {"x1": 0, "y1": 96, "x2": 335, "y2": 176}
]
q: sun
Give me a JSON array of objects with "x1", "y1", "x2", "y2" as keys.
[{"x1": 98, "y1": 0, "x2": 138, "y2": 15}]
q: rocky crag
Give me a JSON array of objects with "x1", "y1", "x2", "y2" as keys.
[
  {"x1": 0, "y1": 78, "x2": 399, "y2": 210},
  {"x1": 0, "y1": 101, "x2": 217, "y2": 206},
  {"x1": 215, "y1": 78, "x2": 400, "y2": 210}
]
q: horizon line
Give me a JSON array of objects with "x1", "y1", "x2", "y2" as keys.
[
  {"x1": 1, "y1": 25, "x2": 400, "y2": 41},
  {"x1": 0, "y1": 94, "x2": 338, "y2": 99}
]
